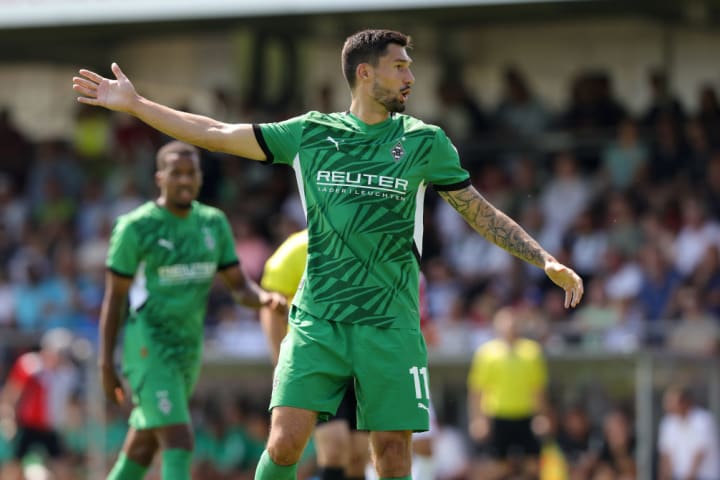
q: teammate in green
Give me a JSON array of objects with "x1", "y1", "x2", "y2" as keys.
[
  {"x1": 74, "y1": 28, "x2": 585, "y2": 480},
  {"x1": 260, "y1": 228, "x2": 371, "y2": 480},
  {"x1": 98, "y1": 140, "x2": 286, "y2": 480}
]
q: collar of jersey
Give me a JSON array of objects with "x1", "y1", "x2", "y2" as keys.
[{"x1": 345, "y1": 111, "x2": 396, "y2": 131}]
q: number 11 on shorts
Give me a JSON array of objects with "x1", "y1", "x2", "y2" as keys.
[{"x1": 409, "y1": 366, "x2": 430, "y2": 400}]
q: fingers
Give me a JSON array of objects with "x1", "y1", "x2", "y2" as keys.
[
  {"x1": 73, "y1": 76, "x2": 98, "y2": 91},
  {"x1": 78, "y1": 68, "x2": 105, "y2": 84},
  {"x1": 77, "y1": 97, "x2": 101, "y2": 106},
  {"x1": 72, "y1": 83, "x2": 97, "y2": 99},
  {"x1": 564, "y1": 277, "x2": 584, "y2": 309},
  {"x1": 111, "y1": 62, "x2": 126, "y2": 80}
]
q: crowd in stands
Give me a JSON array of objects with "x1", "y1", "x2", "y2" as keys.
[{"x1": 1, "y1": 64, "x2": 720, "y2": 478}]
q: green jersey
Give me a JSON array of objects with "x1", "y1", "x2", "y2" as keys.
[
  {"x1": 107, "y1": 201, "x2": 238, "y2": 369},
  {"x1": 256, "y1": 111, "x2": 469, "y2": 329}
]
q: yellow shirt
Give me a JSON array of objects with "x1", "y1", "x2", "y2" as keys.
[
  {"x1": 260, "y1": 229, "x2": 308, "y2": 301},
  {"x1": 467, "y1": 338, "x2": 547, "y2": 419}
]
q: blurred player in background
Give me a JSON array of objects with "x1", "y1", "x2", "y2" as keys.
[
  {"x1": 98, "y1": 140, "x2": 286, "y2": 480},
  {"x1": 0, "y1": 328, "x2": 79, "y2": 480},
  {"x1": 467, "y1": 307, "x2": 549, "y2": 480},
  {"x1": 74, "y1": 28, "x2": 583, "y2": 480}
]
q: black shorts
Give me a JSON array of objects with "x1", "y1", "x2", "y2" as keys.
[
  {"x1": 319, "y1": 382, "x2": 358, "y2": 430},
  {"x1": 14, "y1": 427, "x2": 64, "y2": 460},
  {"x1": 479, "y1": 417, "x2": 540, "y2": 460}
]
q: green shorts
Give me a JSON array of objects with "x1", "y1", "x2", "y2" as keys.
[
  {"x1": 122, "y1": 321, "x2": 200, "y2": 430},
  {"x1": 270, "y1": 306, "x2": 431, "y2": 432}
]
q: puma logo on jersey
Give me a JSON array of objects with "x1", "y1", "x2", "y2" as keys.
[
  {"x1": 326, "y1": 136, "x2": 341, "y2": 151},
  {"x1": 417, "y1": 402, "x2": 430, "y2": 412},
  {"x1": 158, "y1": 238, "x2": 174, "y2": 250}
]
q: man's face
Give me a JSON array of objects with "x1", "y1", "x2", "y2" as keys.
[
  {"x1": 156, "y1": 153, "x2": 202, "y2": 210},
  {"x1": 369, "y1": 43, "x2": 415, "y2": 113}
]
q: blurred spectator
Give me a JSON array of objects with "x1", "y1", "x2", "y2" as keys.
[
  {"x1": 33, "y1": 176, "x2": 77, "y2": 228},
  {"x1": 570, "y1": 277, "x2": 620, "y2": 351},
  {"x1": 467, "y1": 307, "x2": 548, "y2": 480},
  {"x1": 539, "y1": 151, "x2": 594, "y2": 254},
  {"x1": 592, "y1": 408, "x2": 636, "y2": 480},
  {"x1": 0, "y1": 174, "x2": 27, "y2": 245},
  {"x1": 13, "y1": 258, "x2": 56, "y2": 332},
  {"x1": 604, "y1": 191, "x2": 643, "y2": 258},
  {"x1": 107, "y1": 178, "x2": 144, "y2": 220},
  {"x1": 649, "y1": 113, "x2": 688, "y2": 184},
  {"x1": 505, "y1": 154, "x2": 543, "y2": 219},
  {"x1": 666, "y1": 285, "x2": 720, "y2": 356},
  {"x1": 0, "y1": 328, "x2": 80, "y2": 480},
  {"x1": 600, "y1": 118, "x2": 648, "y2": 192},
  {"x1": 641, "y1": 69, "x2": 685, "y2": 129},
  {"x1": 75, "y1": 181, "x2": 112, "y2": 243},
  {"x1": 699, "y1": 153, "x2": 720, "y2": 220},
  {"x1": 684, "y1": 118, "x2": 714, "y2": 184},
  {"x1": 72, "y1": 104, "x2": 112, "y2": 176},
  {"x1": 494, "y1": 66, "x2": 550, "y2": 141},
  {"x1": 424, "y1": 257, "x2": 464, "y2": 324},
  {"x1": 0, "y1": 107, "x2": 32, "y2": 190},
  {"x1": 562, "y1": 206, "x2": 609, "y2": 281},
  {"x1": 556, "y1": 404, "x2": 599, "y2": 479},
  {"x1": 0, "y1": 268, "x2": 15, "y2": 328},
  {"x1": 659, "y1": 385, "x2": 720, "y2": 480},
  {"x1": 672, "y1": 195, "x2": 720, "y2": 279},
  {"x1": 696, "y1": 84, "x2": 720, "y2": 144},
  {"x1": 562, "y1": 72, "x2": 626, "y2": 134},
  {"x1": 635, "y1": 242, "x2": 681, "y2": 326},
  {"x1": 434, "y1": 75, "x2": 488, "y2": 143},
  {"x1": 231, "y1": 216, "x2": 272, "y2": 283}
]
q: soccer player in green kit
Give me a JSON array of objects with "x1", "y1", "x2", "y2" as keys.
[
  {"x1": 74, "y1": 29, "x2": 584, "y2": 480},
  {"x1": 98, "y1": 140, "x2": 286, "y2": 480}
]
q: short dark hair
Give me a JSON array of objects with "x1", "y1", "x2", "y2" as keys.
[
  {"x1": 156, "y1": 140, "x2": 200, "y2": 170},
  {"x1": 341, "y1": 29, "x2": 411, "y2": 89}
]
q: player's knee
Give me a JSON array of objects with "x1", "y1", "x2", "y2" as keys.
[
  {"x1": 157, "y1": 424, "x2": 194, "y2": 452},
  {"x1": 267, "y1": 428, "x2": 308, "y2": 465},
  {"x1": 371, "y1": 432, "x2": 412, "y2": 477}
]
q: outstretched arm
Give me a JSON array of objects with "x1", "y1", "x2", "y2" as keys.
[
  {"x1": 438, "y1": 185, "x2": 584, "y2": 307},
  {"x1": 72, "y1": 63, "x2": 265, "y2": 159},
  {"x1": 218, "y1": 265, "x2": 287, "y2": 313}
]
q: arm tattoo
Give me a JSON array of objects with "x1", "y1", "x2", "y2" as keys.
[{"x1": 438, "y1": 185, "x2": 550, "y2": 268}]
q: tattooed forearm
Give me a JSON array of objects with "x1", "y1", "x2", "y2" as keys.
[{"x1": 438, "y1": 186, "x2": 552, "y2": 268}]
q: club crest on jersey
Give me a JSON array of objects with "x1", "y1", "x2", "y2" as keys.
[
  {"x1": 202, "y1": 226, "x2": 215, "y2": 250},
  {"x1": 391, "y1": 142, "x2": 405, "y2": 162}
]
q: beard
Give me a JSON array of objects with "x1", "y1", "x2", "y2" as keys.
[
  {"x1": 372, "y1": 80, "x2": 407, "y2": 113},
  {"x1": 170, "y1": 200, "x2": 193, "y2": 210}
]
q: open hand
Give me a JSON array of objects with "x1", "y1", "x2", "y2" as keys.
[
  {"x1": 72, "y1": 63, "x2": 137, "y2": 113},
  {"x1": 544, "y1": 260, "x2": 584, "y2": 308}
]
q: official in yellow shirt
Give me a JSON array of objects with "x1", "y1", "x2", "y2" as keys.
[{"x1": 467, "y1": 307, "x2": 548, "y2": 479}]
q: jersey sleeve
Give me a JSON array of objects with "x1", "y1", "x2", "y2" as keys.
[
  {"x1": 106, "y1": 217, "x2": 141, "y2": 278},
  {"x1": 425, "y1": 128, "x2": 471, "y2": 191},
  {"x1": 216, "y1": 213, "x2": 240, "y2": 270},
  {"x1": 253, "y1": 113, "x2": 308, "y2": 166},
  {"x1": 261, "y1": 233, "x2": 308, "y2": 298}
]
